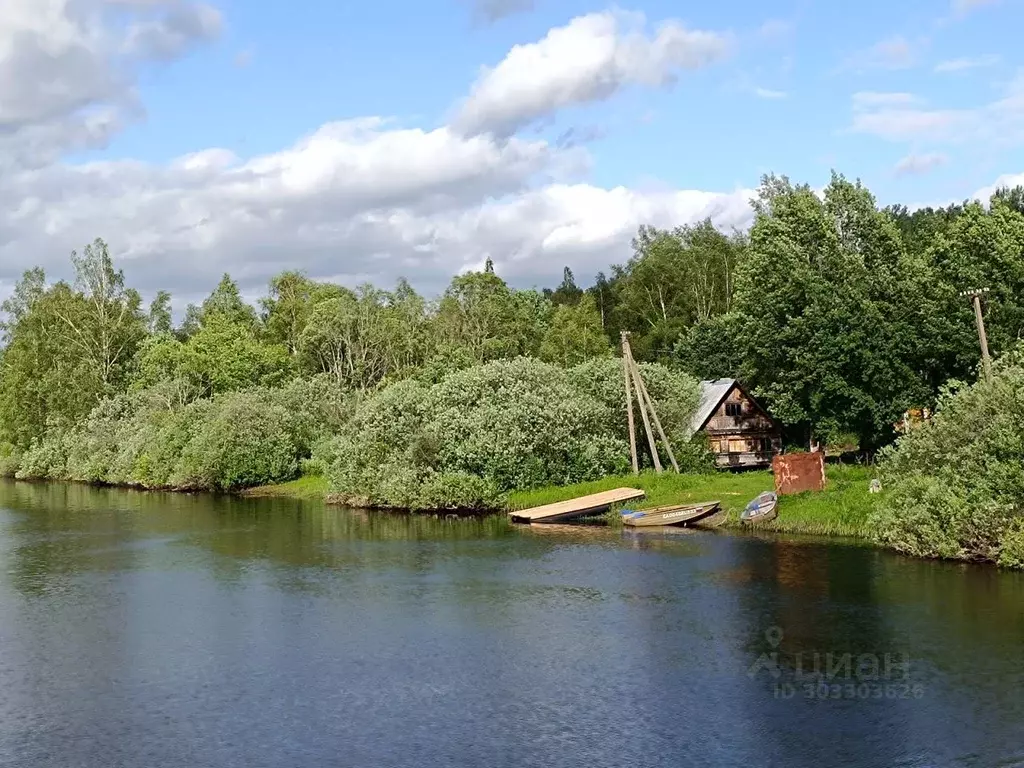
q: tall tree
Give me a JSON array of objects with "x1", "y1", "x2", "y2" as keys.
[
  {"x1": 56, "y1": 238, "x2": 146, "y2": 392},
  {"x1": 734, "y1": 174, "x2": 931, "y2": 450},
  {"x1": 183, "y1": 273, "x2": 259, "y2": 335},
  {"x1": 539, "y1": 295, "x2": 610, "y2": 366},
  {"x1": 433, "y1": 270, "x2": 550, "y2": 362},
  {"x1": 260, "y1": 271, "x2": 348, "y2": 355},
  {"x1": 148, "y1": 290, "x2": 173, "y2": 335},
  {"x1": 613, "y1": 220, "x2": 743, "y2": 359},
  {"x1": 546, "y1": 266, "x2": 584, "y2": 306}
]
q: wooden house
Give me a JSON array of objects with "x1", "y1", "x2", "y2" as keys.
[{"x1": 691, "y1": 379, "x2": 781, "y2": 468}]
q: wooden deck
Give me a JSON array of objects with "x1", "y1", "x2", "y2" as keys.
[{"x1": 510, "y1": 487, "x2": 645, "y2": 524}]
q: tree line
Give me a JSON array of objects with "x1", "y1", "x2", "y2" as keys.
[{"x1": 0, "y1": 172, "x2": 1022, "y2": 493}]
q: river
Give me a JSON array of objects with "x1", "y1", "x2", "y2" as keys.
[{"x1": 0, "y1": 480, "x2": 1022, "y2": 768}]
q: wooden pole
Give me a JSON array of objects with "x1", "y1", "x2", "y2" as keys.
[
  {"x1": 621, "y1": 332, "x2": 639, "y2": 474},
  {"x1": 972, "y1": 293, "x2": 993, "y2": 383},
  {"x1": 960, "y1": 288, "x2": 993, "y2": 382},
  {"x1": 624, "y1": 341, "x2": 663, "y2": 473},
  {"x1": 634, "y1": 368, "x2": 680, "y2": 473}
]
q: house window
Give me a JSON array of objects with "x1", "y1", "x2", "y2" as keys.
[{"x1": 725, "y1": 402, "x2": 742, "y2": 417}]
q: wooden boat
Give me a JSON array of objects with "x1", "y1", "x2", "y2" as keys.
[
  {"x1": 511, "y1": 488, "x2": 645, "y2": 524},
  {"x1": 741, "y1": 491, "x2": 778, "y2": 524},
  {"x1": 621, "y1": 500, "x2": 721, "y2": 527}
]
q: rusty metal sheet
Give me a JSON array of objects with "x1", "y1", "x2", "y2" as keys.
[{"x1": 772, "y1": 452, "x2": 826, "y2": 495}]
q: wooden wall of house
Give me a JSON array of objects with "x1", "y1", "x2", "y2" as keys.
[
  {"x1": 704, "y1": 386, "x2": 781, "y2": 465},
  {"x1": 704, "y1": 387, "x2": 778, "y2": 435}
]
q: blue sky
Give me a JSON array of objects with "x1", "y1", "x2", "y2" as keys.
[
  {"x1": 4, "y1": 0, "x2": 1024, "y2": 302},
  {"x1": 103, "y1": 0, "x2": 1024, "y2": 200}
]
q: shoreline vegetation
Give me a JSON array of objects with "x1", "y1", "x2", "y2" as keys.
[
  {"x1": 2, "y1": 175, "x2": 1023, "y2": 567},
  {"x1": 244, "y1": 464, "x2": 878, "y2": 539}
]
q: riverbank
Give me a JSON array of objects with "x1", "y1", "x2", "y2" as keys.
[
  {"x1": 247, "y1": 465, "x2": 879, "y2": 538},
  {"x1": 507, "y1": 464, "x2": 878, "y2": 537},
  {"x1": 241, "y1": 475, "x2": 330, "y2": 500}
]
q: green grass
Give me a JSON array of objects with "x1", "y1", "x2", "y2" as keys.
[
  {"x1": 245, "y1": 466, "x2": 882, "y2": 541},
  {"x1": 241, "y1": 474, "x2": 330, "y2": 500},
  {"x1": 507, "y1": 464, "x2": 880, "y2": 538}
]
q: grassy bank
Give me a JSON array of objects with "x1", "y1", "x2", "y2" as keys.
[
  {"x1": 241, "y1": 474, "x2": 330, "y2": 500},
  {"x1": 247, "y1": 465, "x2": 880, "y2": 539},
  {"x1": 507, "y1": 465, "x2": 879, "y2": 537}
]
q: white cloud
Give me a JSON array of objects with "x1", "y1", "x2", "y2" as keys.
[
  {"x1": 0, "y1": 0, "x2": 222, "y2": 171},
  {"x1": 756, "y1": 19, "x2": 794, "y2": 44},
  {"x1": 453, "y1": 10, "x2": 732, "y2": 137},
  {"x1": 934, "y1": 54, "x2": 999, "y2": 72},
  {"x1": 843, "y1": 36, "x2": 918, "y2": 71},
  {"x1": 0, "y1": 127, "x2": 754, "y2": 299},
  {"x1": 894, "y1": 152, "x2": 948, "y2": 176},
  {"x1": 951, "y1": 0, "x2": 1001, "y2": 15},
  {"x1": 852, "y1": 92, "x2": 921, "y2": 109},
  {"x1": 973, "y1": 171, "x2": 1024, "y2": 201},
  {"x1": 754, "y1": 87, "x2": 787, "y2": 99},
  {"x1": 849, "y1": 72, "x2": 1024, "y2": 145},
  {"x1": 850, "y1": 107, "x2": 971, "y2": 142},
  {"x1": 124, "y1": 2, "x2": 222, "y2": 60},
  {"x1": 0, "y1": 3, "x2": 758, "y2": 304}
]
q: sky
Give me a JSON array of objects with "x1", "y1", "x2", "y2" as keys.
[{"x1": 3, "y1": 0, "x2": 1024, "y2": 307}]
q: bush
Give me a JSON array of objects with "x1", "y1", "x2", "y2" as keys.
[
  {"x1": 171, "y1": 391, "x2": 299, "y2": 490},
  {"x1": 869, "y1": 355, "x2": 1024, "y2": 566},
  {"x1": 16, "y1": 426, "x2": 73, "y2": 481},
  {"x1": 0, "y1": 443, "x2": 22, "y2": 478},
  {"x1": 327, "y1": 357, "x2": 705, "y2": 510},
  {"x1": 26, "y1": 381, "x2": 335, "y2": 492},
  {"x1": 568, "y1": 357, "x2": 709, "y2": 470}
]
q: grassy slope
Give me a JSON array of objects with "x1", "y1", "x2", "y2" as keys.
[
  {"x1": 507, "y1": 465, "x2": 879, "y2": 537},
  {"x1": 245, "y1": 466, "x2": 881, "y2": 539},
  {"x1": 241, "y1": 474, "x2": 330, "y2": 500}
]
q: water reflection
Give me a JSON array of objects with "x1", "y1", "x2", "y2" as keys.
[{"x1": 0, "y1": 480, "x2": 1023, "y2": 768}]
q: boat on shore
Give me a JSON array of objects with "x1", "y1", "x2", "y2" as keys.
[
  {"x1": 741, "y1": 491, "x2": 778, "y2": 524},
  {"x1": 511, "y1": 488, "x2": 645, "y2": 524},
  {"x1": 621, "y1": 500, "x2": 721, "y2": 527}
]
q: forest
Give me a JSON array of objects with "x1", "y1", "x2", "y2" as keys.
[{"x1": 1, "y1": 172, "x2": 1022, "y2": 564}]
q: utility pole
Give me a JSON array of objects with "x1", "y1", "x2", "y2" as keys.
[
  {"x1": 959, "y1": 288, "x2": 992, "y2": 382},
  {"x1": 620, "y1": 331, "x2": 678, "y2": 474},
  {"x1": 621, "y1": 332, "x2": 639, "y2": 474}
]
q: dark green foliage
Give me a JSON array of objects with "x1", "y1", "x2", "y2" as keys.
[
  {"x1": 544, "y1": 266, "x2": 584, "y2": 306},
  {"x1": 327, "y1": 358, "x2": 663, "y2": 510},
  {"x1": 567, "y1": 357, "x2": 703, "y2": 465},
  {"x1": 870, "y1": 352, "x2": 1024, "y2": 566},
  {"x1": 9, "y1": 375, "x2": 353, "y2": 491},
  {"x1": 3, "y1": 179, "x2": 1024, "y2": 543},
  {"x1": 673, "y1": 312, "x2": 746, "y2": 382},
  {"x1": 731, "y1": 174, "x2": 934, "y2": 450}
]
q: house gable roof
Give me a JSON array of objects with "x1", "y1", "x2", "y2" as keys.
[
  {"x1": 691, "y1": 379, "x2": 736, "y2": 434},
  {"x1": 691, "y1": 378, "x2": 777, "y2": 434}
]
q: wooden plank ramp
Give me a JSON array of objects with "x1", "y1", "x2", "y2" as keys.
[{"x1": 510, "y1": 488, "x2": 645, "y2": 524}]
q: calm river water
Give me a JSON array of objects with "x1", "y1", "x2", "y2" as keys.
[{"x1": 0, "y1": 480, "x2": 1022, "y2": 768}]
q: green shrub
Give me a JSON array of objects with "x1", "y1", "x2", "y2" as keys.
[
  {"x1": 171, "y1": 391, "x2": 299, "y2": 490},
  {"x1": 30, "y1": 382, "x2": 325, "y2": 492},
  {"x1": 568, "y1": 357, "x2": 708, "y2": 469},
  {"x1": 998, "y1": 522, "x2": 1024, "y2": 569},
  {"x1": 326, "y1": 357, "x2": 704, "y2": 510},
  {"x1": 869, "y1": 355, "x2": 1024, "y2": 566},
  {"x1": 0, "y1": 443, "x2": 22, "y2": 478},
  {"x1": 16, "y1": 426, "x2": 73, "y2": 481}
]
